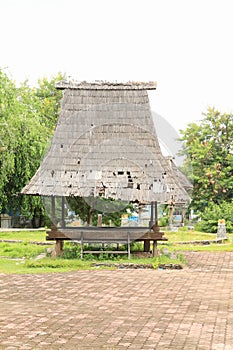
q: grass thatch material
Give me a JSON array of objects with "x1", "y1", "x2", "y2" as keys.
[{"x1": 22, "y1": 81, "x2": 190, "y2": 205}]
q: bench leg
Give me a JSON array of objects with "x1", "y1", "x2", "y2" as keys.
[
  {"x1": 153, "y1": 241, "x2": 158, "y2": 257},
  {"x1": 144, "y1": 240, "x2": 150, "y2": 252},
  {"x1": 55, "y1": 240, "x2": 63, "y2": 256}
]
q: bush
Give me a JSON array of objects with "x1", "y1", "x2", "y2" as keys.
[
  {"x1": 61, "y1": 242, "x2": 81, "y2": 259},
  {"x1": 159, "y1": 216, "x2": 169, "y2": 227},
  {"x1": 197, "y1": 202, "x2": 233, "y2": 233},
  {"x1": 130, "y1": 242, "x2": 144, "y2": 252}
]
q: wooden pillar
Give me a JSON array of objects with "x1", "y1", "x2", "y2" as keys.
[
  {"x1": 51, "y1": 196, "x2": 64, "y2": 256},
  {"x1": 97, "y1": 214, "x2": 102, "y2": 227},
  {"x1": 149, "y1": 201, "x2": 154, "y2": 228},
  {"x1": 138, "y1": 204, "x2": 142, "y2": 226},
  {"x1": 80, "y1": 231, "x2": 84, "y2": 259},
  {"x1": 61, "y1": 196, "x2": 66, "y2": 228},
  {"x1": 127, "y1": 232, "x2": 131, "y2": 260},
  {"x1": 169, "y1": 205, "x2": 174, "y2": 229},
  {"x1": 145, "y1": 201, "x2": 154, "y2": 252},
  {"x1": 153, "y1": 202, "x2": 160, "y2": 256},
  {"x1": 154, "y1": 201, "x2": 158, "y2": 225},
  {"x1": 97, "y1": 214, "x2": 104, "y2": 249},
  {"x1": 181, "y1": 207, "x2": 185, "y2": 226},
  {"x1": 153, "y1": 241, "x2": 158, "y2": 257},
  {"x1": 51, "y1": 196, "x2": 56, "y2": 228},
  {"x1": 144, "y1": 240, "x2": 150, "y2": 252},
  {"x1": 55, "y1": 240, "x2": 63, "y2": 256}
]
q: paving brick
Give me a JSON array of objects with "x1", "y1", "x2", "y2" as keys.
[{"x1": 1, "y1": 252, "x2": 233, "y2": 349}]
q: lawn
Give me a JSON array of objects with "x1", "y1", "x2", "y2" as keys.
[
  {"x1": 171, "y1": 242, "x2": 233, "y2": 252},
  {"x1": 163, "y1": 229, "x2": 215, "y2": 242},
  {"x1": 0, "y1": 228, "x2": 232, "y2": 274},
  {"x1": 162, "y1": 228, "x2": 233, "y2": 252},
  {"x1": 0, "y1": 241, "x2": 51, "y2": 259},
  {"x1": 0, "y1": 229, "x2": 46, "y2": 242}
]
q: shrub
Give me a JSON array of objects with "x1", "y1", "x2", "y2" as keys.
[
  {"x1": 197, "y1": 202, "x2": 233, "y2": 233},
  {"x1": 159, "y1": 216, "x2": 169, "y2": 227},
  {"x1": 61, "y1": 242, "x2": 81, "y2": 259}
]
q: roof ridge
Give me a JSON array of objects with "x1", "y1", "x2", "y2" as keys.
[{"x1": 55, "y1": 80, "x2": 157, "y2": 90}]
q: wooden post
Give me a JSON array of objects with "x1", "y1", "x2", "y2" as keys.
[
  {"x1": 81, "y1": 231, "x2": 84, "y2": 259},
  {"x1": 55, "y1": 240, "x2": 63, "y2": 256},
  {"x1": 149, "y1": 201, "x2": 154, "y2": 229},
  {"x1": 138, "y1": 203, "x2": 143, "y2": 226},
  {"x1": 144, "y1": 201, "x2": 153, "y2": 252},
  {"x1": 51, "y1": 196, "x2": 64, "y2": 256},
  {"x1": 181, "y1": 207, "x2": 185, "y2": 226},
  {"x1": 169, "y1": 205, "x2": 174, "y2": 229},
  {"x1": 61, "y1": 196, "x2": 66, "y2": 228},
  {"x1": 153, "y1": 241, "x2": 158, "y2": 257},
  {"x1": 97, "y1": 214, "x2": 102, "y2": 227},
  {"x1": 127, "y1": 232, "x2": 130, "y2": 260},
  {"x1": 144, "y1": 240, "x2": 150, "y2": 252},
  {"x1": 152, "y1": 202, "x2": 164, "y2": 254},
  {"x1": 51, "y1": 196, "x2": 56, "y2": 229},
  {"x1": 154, "y1": 201, "x2": 158, "y2": 225},
  {"x1": 97, "y1": 215, "x2": 104, "y2": 250}
]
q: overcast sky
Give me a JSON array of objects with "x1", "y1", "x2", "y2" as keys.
[{"x1": 1, "y1": 0, "x2": 233, "y2": 133}]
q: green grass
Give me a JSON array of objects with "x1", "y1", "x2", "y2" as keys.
[
  {"x1": 0, "y1": 229, "x2": 47, "y2": 242},
  {"x1": 171, "y1": 241, "x2": 233, "y2": 252},
  {"x1": 163, "y1": 229, "x2": 216, "y2": 242},
  {"x1": 0, "y1": 241, "x2": 51, "y2": 259},
  {"x1": 0, "y1": 228, "x2": 232, "y2": 274},
  {"x1": 0, "y1": 255, "x2": 185, "y2": 274},
  {"x1": 160, "y1": 228, "x2": 233, "y2": 252},
  {"x1": 0, "y1": 258, "x2": 94, "y2": 274}
]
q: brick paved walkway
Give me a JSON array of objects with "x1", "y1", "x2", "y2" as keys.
[{"x1": 1, "y1": 252, "x2": 233, "y2": 349}]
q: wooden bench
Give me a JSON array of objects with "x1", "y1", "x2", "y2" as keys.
[
  {"x1": 79, "y1": 231, "x2": 131, "y2": 259},
  {"x1": 46, "y1": 226, "x2": 167, "y2": 258}
]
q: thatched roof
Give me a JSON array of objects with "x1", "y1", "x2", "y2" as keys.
[
  {"x1": 164, "y1": 157, "x2": 192, "y2": 206},
  {"x1": 21, "y1": 80, "x2": 190, "y2": 205}
]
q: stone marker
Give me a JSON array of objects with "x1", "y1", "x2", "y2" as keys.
[{"x1": 217, "y1": 219, "x2": 227, "y2": 240}]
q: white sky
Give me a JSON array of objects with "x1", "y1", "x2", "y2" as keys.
[{"x1": 1, "y1": 0, "x2": 233, "y2": 132}]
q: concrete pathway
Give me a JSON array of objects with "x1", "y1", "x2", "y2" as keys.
[{"x1": 1, "y1": 252, "x2": 233, "y2": 349}]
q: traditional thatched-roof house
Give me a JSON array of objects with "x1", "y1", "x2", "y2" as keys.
[
  {"x1": 22, "y1": 80, "x2": 189, "y2": 204},
  {"x1": 21, "y1": 80, "x2": 191, "y2": 256}
]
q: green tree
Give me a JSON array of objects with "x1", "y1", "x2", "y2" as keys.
[
  {"x1": 0, "y1": 69, "x2": 64, "y2": 226},
  {"x1": 0, "y1": 70, "x2": 17, "y2": 209},
  {"x1": 180, "y1": 107, "x2": 233, "y2": 211}
]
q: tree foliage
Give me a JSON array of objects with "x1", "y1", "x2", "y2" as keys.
[
  {"x1": 180, "y1": 107, "x2": 233, "y2": 211},
  {"x1": 195, "y1": 201, "x2": 233, "y2": 233},
  {"x1": 0, "y1": 70, "x2": 132, "y2": 227},
  {"x1": 0, "y1": 69, "x2": 64, "y2": 225}
]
